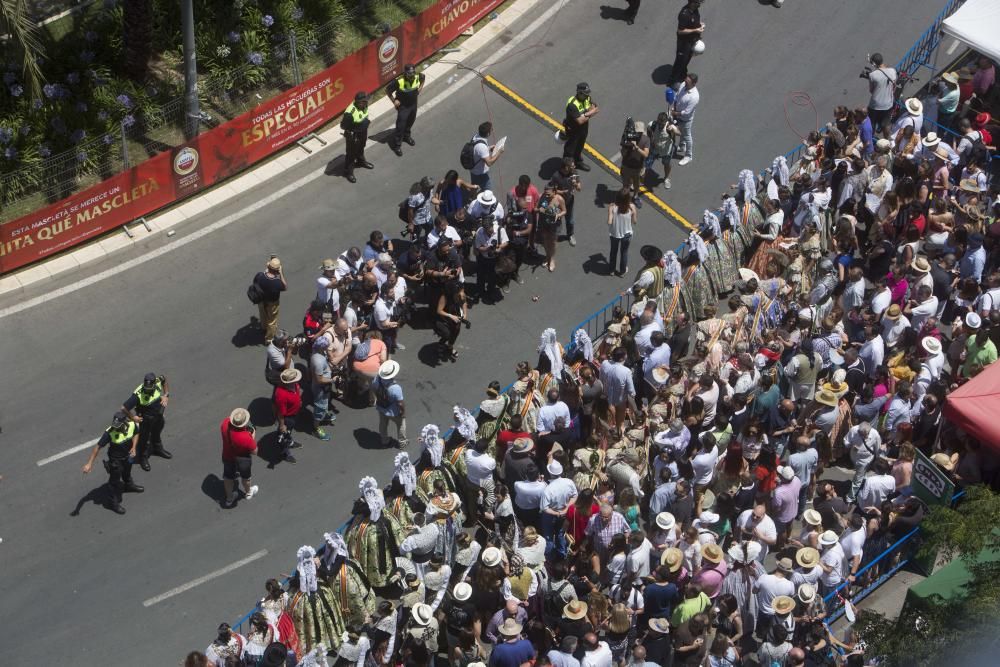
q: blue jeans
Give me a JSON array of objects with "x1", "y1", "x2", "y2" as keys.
[
  {"x1": 540, "y1": 511, "x2": 568, "y2": 559},
  {"x1": 312, "y1": 386, "x2": 330, "y2": 425},
  {"x1": 470, "y1": 171, "x2": 491, "y2": 192},
  {"x1": 609, "y1": 234, "x2": 631, "y2": 274}
]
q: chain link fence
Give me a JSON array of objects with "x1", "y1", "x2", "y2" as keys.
[{"x1": 0, "y1": 11, "x2": 361, "y2": 225}]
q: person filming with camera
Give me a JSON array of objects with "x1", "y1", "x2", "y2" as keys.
[
  {"x1": 474, "y1": 215, "x2": 510, "y2": 304},
  {"x1": 620, "y1": 117, "x2": 650, "y2": 208},
  {"x1": 862, "y1": 52, "x2": 897, "y2": 137}
]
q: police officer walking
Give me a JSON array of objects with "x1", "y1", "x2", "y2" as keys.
[
  {"x1": 562, "y1": 83, "x2": 599, "y2": 172},
  {"x1": 387, "y1": 64, "x2": 426, "y2": 156},
  {"x1": 122, "y1": 372, "x2": 172, "y2": 471},
  {"x1": 341, "y1": 91, "x2": 373, "y2": 183},
  {"x1": 82, "y1": 411, "x2": 144, "y2": 514}
]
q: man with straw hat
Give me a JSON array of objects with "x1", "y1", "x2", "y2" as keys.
[
  {"x1": 754, "y1": 557, "x2": 795, "y2": 642},
  {"x1": 691, "y1": 543, "x2": 728, "y2": 599},
  {"x1": 792, "y1": 546, "x2": 822, "y2": 588},
  {"x1": 219, "y1": 407, "x2": 259, "y2": 509},
  {"x1": 374, "y1": 359, "x2": 407, "y2": 448},
  {"x1": 491, "y1": 618, "x2": 533, "y2": 667},
  {"x1": 817, "y1": 530, "x2": 845, "y2": 597}
]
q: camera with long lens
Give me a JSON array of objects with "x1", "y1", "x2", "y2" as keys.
[
  {"x1": 859, "y1": 66, "x2": 873, "y2": 79},
  {"x1": 621, "y1": 116, "x2": 642, "y2": 147}
]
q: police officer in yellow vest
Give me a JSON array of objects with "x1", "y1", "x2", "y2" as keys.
[
  {"x1": 82, "y1": 411, "x2": 143, "y2": 514},
  {"x1": 387, "y1": 64, "x2": 426, "y2": 156},
  {"x1": 341, "y1": 91, "x2": 373, "y2": 183},
  {"x1": 122, "y1": 372, "x2": 172, "y2": 471},
  {"x1": 562, "y1": 82, "x2": 600, "y2": 172}
]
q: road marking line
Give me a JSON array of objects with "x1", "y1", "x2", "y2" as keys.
[
  {"x1": 36, "y1": 439, "x2": 99, "y2": 467},
  {"x1": 481, "y1": 74, "x2": 696, "y2": 231},
  {"x1": 143, "y1": 550, "x2": 269, "y2": 607},
  {"x1": 0, "y1": 0, "x2": 569, "y2": 320}
]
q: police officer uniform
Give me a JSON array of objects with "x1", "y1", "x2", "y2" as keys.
[
  {"x1": 341, "y1": 91, "x2": 373, "y2": 183},
  {"x1": 85, "y1": 411, "x2": 144, "y2": 514},
  {"x1": 670, "y1": 0, "x2": 703, "y2": 88},
  {"x1": 386, "y1": 64, "x2": 426, "y2": 155},
  {"x1": 562, "y1": 83, "x2": 597, "y2": 171},
  {"x1": 123, "y1": 372, "x2": 172, "y2": 471}
]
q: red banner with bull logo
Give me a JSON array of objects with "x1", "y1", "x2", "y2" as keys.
[{"x1": 0, "y1": 0, "x2": 503, "y2": 274}]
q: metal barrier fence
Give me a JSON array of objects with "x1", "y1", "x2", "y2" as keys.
[{"x1": 225, "y1": 0, "x2": 973, "y2": 640}]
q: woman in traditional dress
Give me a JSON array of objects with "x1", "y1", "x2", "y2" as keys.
[
  {"x1": 345, "y1": 477, "x2": 403, "y2": 588},
  {"x1": 415, "y1": 424, "x2": 458, "y2": 504},
  {"x1": 679, "y1": 230, "x2": 716, "y2": 322},
  {"x1": 508, "y1": 361, "x2": 543, "y2": 434},
  {"x1": 443, "y1": 406, "x2": 477, "y2": 493},
  {"x1": 385, "y1": 452, "x2": 422, "y2": 530},
  {"x1": 536, "y1": 327, "x2": 566, "y2": 390},
  {"x1": 426, "y1": 478, "x2": 463, "y2": 562},
  {"x1": 476, "y1": 381, "x2": 513, "y2": 453},
  {"x1": 747, "y1": 195, "x2": 785, "y2": 277},
  {"x1": 700, "y1": 210, "x2": 739, "y2": 297},
  {"x1": 722, "y1": 194, "x2": 754, "y2": 266}
]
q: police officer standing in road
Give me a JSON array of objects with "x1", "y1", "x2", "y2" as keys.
[
  {"x1": 82, "y1": 411, "x2": 144, "y2": 514},
  {"x1": 670, "y1": 0, "x2": 705, "y2": 89},
  {"x1": 562, "y1": 83, "x2": 599, "y2": 172},
  {"x1": 122, "y1": 372, "x2": 172, "y2": 471},
  {"x1": 387, "y1": 64, "x2": 426, "y2": 156},
  {"x1": 341, "y1": 91, "x2": 373, "y2": 183}
]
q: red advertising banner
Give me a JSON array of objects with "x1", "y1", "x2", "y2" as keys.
[{"x1": 0, "y1": 0, "x2": 503, "y2": 275}]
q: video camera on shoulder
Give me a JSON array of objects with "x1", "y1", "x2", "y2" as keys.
[{"x1": 621, "y1": 116, "x2": 642, "y2": 147}]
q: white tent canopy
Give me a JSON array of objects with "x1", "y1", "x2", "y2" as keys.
[{"x1": 941, "y1": 0, "x2": 1000, "y2": 63}]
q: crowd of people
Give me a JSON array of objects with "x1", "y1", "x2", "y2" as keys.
[{"x1": 187, "y1": 28, "x2": 1000, "y2": 667}]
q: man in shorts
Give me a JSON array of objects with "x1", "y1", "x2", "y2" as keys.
[{"x1": 220, "y1": 408, "x2": 259, "y2": 508}]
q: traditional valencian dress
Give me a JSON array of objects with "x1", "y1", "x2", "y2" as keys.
[
  {"x1": 384, "y1": 451, "x2": 422, "y2": 534},
  {"x1": 344, "y1": 476, "x2": 402, "y2": 588},
  {"x1": 415, "y1": 424, "x2": 459, "y2": 504},
  {"x1": 680, "y1": 231, "x2": 716, "y2": 321}
]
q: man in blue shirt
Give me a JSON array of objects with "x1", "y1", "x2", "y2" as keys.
[
  {"x1": 640, "y1": 565, "x2": 681, "y2": 627},
  {"x1": 374, "y1": 360, "x2": 407, "y2": 448},
  {"x1": 959, "y1": 233, "x2": 986, "y2": 283},
  {"x1": 489, "y1": 618, "x2": 535, "y2": 667}
]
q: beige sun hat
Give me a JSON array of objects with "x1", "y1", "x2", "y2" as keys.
[
  {"x1": 796, "y1": 547, "x2": 820, "y2": 569},
  {"x1": 661, "y1": 547, "x2": 684, "y2": 572},
  {"x1": 229, "y1": 408, "x2": 251, "y2": 428},
  {"x1": 563, "y1": 600, "x2": 588, "y2": 620},
  {"x1": 803, "y1": 509, "x2": 822, "y2": 526},
  {"x1": 773, "y1": 595, "x2": 796, "y2": 615}
]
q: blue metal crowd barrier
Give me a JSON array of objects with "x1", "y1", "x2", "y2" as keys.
[{"x1": 226, "y1": 0, "x2": 973, "y2": 640}]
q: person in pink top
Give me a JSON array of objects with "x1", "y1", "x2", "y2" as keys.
[
  {"x1": 691, "y1": 543, "x2": 728, "y2": 599},
  {"x1": 972, "y1": 55, "x2": 995, "y2": 97}
]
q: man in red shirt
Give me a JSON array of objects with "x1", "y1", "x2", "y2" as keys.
[
  {"x1": 495, "y1": 413, "x2": 532, "y2": 468},
  {"x1": 221, "y1": 408, "x2": 259, "y2": 508},
  {"x1": 273, "y1": 368, "x2": 303, "y2": 464}
]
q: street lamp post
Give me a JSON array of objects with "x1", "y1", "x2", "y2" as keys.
[{"x1": 181, "y1": 0, "x2": 201, "y2": 139}]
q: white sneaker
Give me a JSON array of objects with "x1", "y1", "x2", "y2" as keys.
[
  {"x1": 663, "y1": 179, "x2": 672, "y2": 190},
  {"x1": 245, "y1": 485, "x2": 259, "y2": 500},
  {"x1": 395, "y1": 343, "x2": 406, "y2": 351},
  {"x1": 569, "y1": 235, "x2": 577, "y2": 247},
  {"x1": 677, "y1": 156, "x2": 692, "y2": 166}
]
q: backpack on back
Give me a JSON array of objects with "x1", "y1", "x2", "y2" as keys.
[
  {"x1": 460, "y1": 138, "x2": 486, "y2": 170},
  {"x1": 247, "y1": 272, "x2": 265, "y2": 304}
]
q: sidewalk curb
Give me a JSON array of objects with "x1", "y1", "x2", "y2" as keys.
[{"x1": 0, "y1": 0, "x2": 547, "y2": 300}]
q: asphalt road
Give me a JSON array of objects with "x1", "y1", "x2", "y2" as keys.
[{"x1": 0, "y1": 0, "x2": 947, "y2": 663}]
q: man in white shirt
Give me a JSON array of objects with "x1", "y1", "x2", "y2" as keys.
[
  {"x1": 735, "y1": 503, "x2": 778, "y2": 563},
  {"x1": 693, "y1": 373, "x2": 720, "y2": 426},
  {"x1": 846, "y1": 422, "x2": 882, "y2": 502},
  {"x1": 373, "y1": 282, "x2": 403, "y2": 352},
  {"x1": 335, "y1": 247, "x2": 363, "y2": 283},
  {"x1": 672, "y1": 73, "x2": 700, "y2": 166},
  {"x1": 856, "y1": 459, "x2": 896, "y2": 510},
  {"x1": 581, "y1": 633, "x2": 613, "y2": 667},
  {"x1": 634, "y1": 312, "x2": 664, "y2": 358},
  {"x1": 840, "y1": 267, "x2": 866, "y2": 312},
  {"x1": 869, "y1": 281, "x2": 893, "y2": 319},
  {"x1": 880, "y1": 305, "x2": 910, "y2": 349},
  {"x1": 625, "y1": 530, "x2": 654, "y2": 579},
  {"x1": 690, "y1": 432, "x2": 719, "y2": 504},
  {"x1": 513, "y1": 464, "x2": 547, "y2": 526},
  {"x1": 467, "y1": 121, "x2": 504, "y2": 191},
  {"x1": 468, "y1": 189, "x2": 506, "y2": 225},
  {"x1": 839, "y1": 513, "x2": 867, "y2": 585},
  {"x1": 755, "y1": 558, "x2": 795, "y2": 638},
  {"x1": 904, "y1": 284, "x2": 938, "y2": 331},
  {"x1": 427, "y1": 214, "x2": 463, "y2": 250},
  {"x1": 465, "y1": 439, "x2": 497, "y2": 516},
  {"x1": 859, "y1": 324, "x2": 885, "y2": 377},
  {"x1": 818, "y1": 531, "x2": 845, "y2": 596},
  {"x1": 316, "y1": 258, "x2": 341, "y2": 314},
  {"x1": 538, "y1": 388, "x2": 571, "y2": 434},
  {"x1": 473, "y1": 213, "x2": 509, "y2": 303},
  {"x1": 642, "y1": 331, "x2": 672, "y2": 393}
]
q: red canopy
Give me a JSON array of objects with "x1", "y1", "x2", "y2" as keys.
[{"x1": 944, "y1": 361, "x2": 1000, "y2": 452}]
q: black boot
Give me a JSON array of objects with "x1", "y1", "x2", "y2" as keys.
[
  {"x1": 403, "y1": 136, "x2": 415, "y2": 146},
  {"x1": 357, "y1": 160, "x2": 374, "y2": 169},
  {"x1": 139, "y1": 458, "x2": 151, "y2": 471},
  {"x1": 124, "y1": 482, "x2": 145, "y2": 493},
  {"x1": 345, "y1": 171, "x2": 357, "y2": 183},
  {"x1": 152, "y1": 445, "x2": 173, "y2": 459},
  {"x1": 110, "y1": 502, "x2": 126, "y2": 515}
]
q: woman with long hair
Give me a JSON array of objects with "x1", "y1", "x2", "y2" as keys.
[
  {"x1": 433, "y1": 169, "x2": 479, "y2": 216},
  {"x1": 536, "y1": 182, "x2": 567, "y2": 272},
  {"x1": 433, "y1": 280, "x2": 467, "y2": 362},
  {"x1": 607, "y1": 188, "x2": 637, "y2": 276}
]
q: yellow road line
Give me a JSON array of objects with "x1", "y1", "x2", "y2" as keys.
[{"x1": 483, "y1": 74, "x2": 695, "y2": 231}]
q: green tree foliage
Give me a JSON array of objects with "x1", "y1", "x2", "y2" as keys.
[
  {"x1": 855, "y1": 486, "x2": 1000, "y2": 666},
  {"x1": 0, "y1": 0, "x2": 45, "y2": 99}
]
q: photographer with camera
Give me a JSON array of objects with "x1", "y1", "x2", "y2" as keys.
[
  {"x1": 374, "y1": 281, "x2": 405, "y2": 353},
  {"x1": 620, "y1": 118, "x2": 651, "y2": 208},
  {"x1": 272, "y1": 368, "x2": 303, "y2": 464},
  {"x1": 265, "y1": 329, "x2": 298, "y2": 387},
  {"x1": 474, "y1": 215, "x2": 510, "y2": 304},
  {"x1": 507, "y1": 175, "x2": 539, "y2": 281},
  {"x1": 862, "y1": 53, "x2": 897, "y2": 137}
]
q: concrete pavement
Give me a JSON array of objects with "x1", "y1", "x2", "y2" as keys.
[{"x1": 0, "y1": 0, "x2": 947, "y2": 662}]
